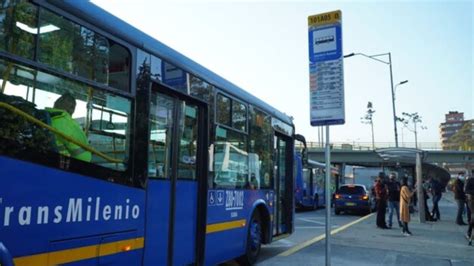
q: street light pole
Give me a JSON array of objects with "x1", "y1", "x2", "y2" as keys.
[
  {"x1": 388, "y1": 53, "x2": 398, "y2": 147},
  {"x1": 344, "y1": 52, "x2": 408, "y2": 148},
  {"x1": 414, "y1": 119, "x2": 418, "y2": 149},
  {"x1": 401, "y1": 112, "x2": 423, "y2": 149},
  {"x1": 361, "y1": 101, "x2": 376, "y2": 150},
  {"x1": 393, "y1": 79, "x2": 408, "y2": 147}
]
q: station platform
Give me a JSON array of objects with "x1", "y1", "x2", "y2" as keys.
[{"x1": 259, "y1": 192, "x2": 474, "y2": 266}]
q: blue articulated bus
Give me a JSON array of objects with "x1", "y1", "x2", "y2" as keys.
[
  {"x1": 294, "y1": 135, "x2": 336, "y2": 210},
  {"x1": 0, "y1": 1, "x2": 295, "y2": 265}
]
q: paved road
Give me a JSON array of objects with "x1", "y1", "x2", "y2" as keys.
[
  {"x1": 257, "y1": 207, "x2": 363, "y2": 264},
  {"x1": 221, "y1": 207, "x2": 365, "y2": 265}
]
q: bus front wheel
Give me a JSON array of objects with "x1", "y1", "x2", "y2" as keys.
[{"x1": 238, "y1": 212, "x2": 262, "y2": 265}]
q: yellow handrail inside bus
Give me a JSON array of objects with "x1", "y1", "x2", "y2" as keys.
[{"x1": 0, "y1": 102, "x2": 123, "y2": 164}]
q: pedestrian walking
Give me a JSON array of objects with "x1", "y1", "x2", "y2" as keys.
[
  {"x1": 374, "y1": 172, "x2": 389, "y2": 229},
  {"x1": 464, "y1": 175, "x2": 474, "y2": 245},
  {"x1": 454, "y1": 172, "x2": 470, "y2": 225},
  {"x1": 386, "y1": 173, "x2": 402, "y2": 228},
  {"x1": 400, "y1": 177, "x2": 416, "y2": 236}
]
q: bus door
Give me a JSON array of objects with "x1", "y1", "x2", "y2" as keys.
[
  {"x1": 273, "y1": 133, "x2": 293, "y2": 236},
  {"x1": 143, "y1": 88, "x2": 207, "y2": 266}
]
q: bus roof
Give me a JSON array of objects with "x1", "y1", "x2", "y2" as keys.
[{"x1": 50, "y1": 0, "x2": 293, "y2": 125}]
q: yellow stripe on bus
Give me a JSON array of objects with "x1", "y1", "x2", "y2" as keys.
[
  {"x1": 13, "y1": 237, "x2": 144, "y2": 266},
  {"x1": 206, "y1": 219, "x2": 247, "y2": 234}
]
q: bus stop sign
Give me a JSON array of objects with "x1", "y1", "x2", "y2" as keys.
[{"x1": 308, "y1": 10, "x2": 345, "y2": 126}]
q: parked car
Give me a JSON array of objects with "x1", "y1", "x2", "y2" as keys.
[{"x1": 334, "y1": 184, "x2": 374, "y2": 215}]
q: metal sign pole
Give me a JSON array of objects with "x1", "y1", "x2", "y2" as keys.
[
  {"x1": 307, "y1": 11, "x2": 343, "y2": 265},
  {"x1": 325, "y1": 125, "x2": 331, "y2": 266},
  {"x1": 416, "y1": 152, "x2": 425, "y2": 223}
]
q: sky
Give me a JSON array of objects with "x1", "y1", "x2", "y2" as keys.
[{"x1": 92, "y1": 0, "x2": 473, "y2": 146}]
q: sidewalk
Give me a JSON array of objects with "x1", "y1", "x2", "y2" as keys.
[{"x1": 259, "y1": 192, "x2": 474, "y2": 266}]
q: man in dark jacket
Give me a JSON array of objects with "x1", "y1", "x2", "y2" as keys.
[
  {"x1": 374, "y1": 172, "x2": 389, "y2": 229},
  {"x1": 386, "y1": 173, "x2": 402, "y2": 228},
  {"x1": 454, "y1": 172, "x2": 469, "y2": 225},
  {"x1": 465, "y1": 174, "x2": 474, "y2": 245},
  {"x1": 430, "y1": 177, "x2": 443, "y2": 220},
  {"x1": 422, "y1": 180, "x2": 436, "y2": 221}
]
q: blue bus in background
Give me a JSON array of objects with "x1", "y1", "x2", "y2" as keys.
[
  {"x1": 294, "y1": 135, "x2": 337, "y2": 210},
  {"x1": 0, "y1": 1, "x2": 295, "y2": 265}
]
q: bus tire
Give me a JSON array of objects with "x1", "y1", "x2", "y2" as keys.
[
  {"x1": 238, "y1": 211, "x2": 262, "y2": 265},
  {"x1": 335, "y1": 208, "x2": 341, "y2": 215}
]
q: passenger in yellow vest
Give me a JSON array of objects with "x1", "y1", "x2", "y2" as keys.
[{"x1": 46, "y1": 93, "x2": 92, "y2": 162}]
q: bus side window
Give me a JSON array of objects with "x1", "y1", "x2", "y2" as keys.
[
  {"x1": 38, "y1": 7, "x2": 130, "y2": 92},
  {"x1": 249, "y1": 106, "x2": 273, "y2": 189},
  {"x1": 0, "y1": 59, "x2": 131, "y2": 171},
  {"x1": 213, "y1": 126, "x2": 248, "y2": 189},
  {"x1": 0, "y1": 1, "x2": 37, "y2": 60}
]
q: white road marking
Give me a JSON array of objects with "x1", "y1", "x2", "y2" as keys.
[
  {"x1": 297, "y1": 218, "x2": 326, "y2": 225},
  {"x1": 295, "y1": 226, "x2": 339, "y2": 229}
]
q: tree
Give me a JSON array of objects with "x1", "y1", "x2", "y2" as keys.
[
  {"x1": 361, "y1": 101, "x2": 375, "y2": 149},
  {"x1": 446, "y1": 122, "x2": 474, "y2": 151}
]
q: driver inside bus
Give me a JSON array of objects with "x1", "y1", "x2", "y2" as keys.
[{"x1": 45, "y1": 93, "x2": 92, "y2": 162}]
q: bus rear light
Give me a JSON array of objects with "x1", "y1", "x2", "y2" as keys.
[
  {"x1": 360, "y1": 195, "x2": 369, "y2": 200},
  {"x1": 335, "y1": 194, "x2": 341, "y2": 199}
]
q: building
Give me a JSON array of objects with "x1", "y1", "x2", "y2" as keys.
[
  {"x1": 439, "y1": 111, "x2": 473, "y2": 177},
  {"x1": 440, "y1": 111, "x2": 470, "y2": 150}
]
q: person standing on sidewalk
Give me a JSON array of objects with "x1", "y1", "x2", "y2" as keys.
[
  {"x1": 464, "y1": 175, "x2": 474, "y2": 245},
  {"x1": 400, "y1": 177, "x2": 416, "y2": 236},
  {"x1": 375, "y1": 172, "x2": 389, "y2": 229},
  {"x1": 430, "y1": 177, "x2": 443, "y2": 221},
  {"x1": 422, "y1": 180, "x2": 437, "y2": 222},
  {"x1": 386, "y1": 173, "x2": 402, "y2": 228},
  {"x1": 454, "y1": 172, "x2": 469, "y2": 225}
]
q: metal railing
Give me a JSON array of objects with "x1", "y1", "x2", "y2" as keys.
[{"x1": 300, "y1": 141, "x2": 447, "y2": 151}]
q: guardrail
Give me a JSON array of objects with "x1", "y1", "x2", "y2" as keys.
[{"x1": 299, "y1": 142, "x2": 456, "y2": 151}]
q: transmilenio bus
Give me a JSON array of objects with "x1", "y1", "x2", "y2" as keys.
[
  {"x1": 0, "y1": 1, "x2": 296, "y2": 265},
  {"x1": 294, "y1": 135, "x2": 337, "y2": 210}
]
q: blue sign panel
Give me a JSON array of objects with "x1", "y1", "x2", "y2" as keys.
[
  {"x1": 309, "y1": 25, "x2": 343, "y2": 63},
  {"x1": 308, "y1": 11, "x2": 345, "y2": 126}
]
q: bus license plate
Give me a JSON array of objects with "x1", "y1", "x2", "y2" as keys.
[{"x1": 345, "y1": 202, "x2": 356, "y2": 206}]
